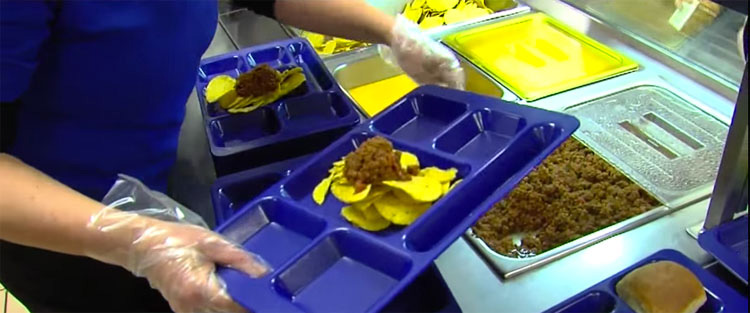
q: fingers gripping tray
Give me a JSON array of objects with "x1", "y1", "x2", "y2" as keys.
[
  {"x1": 215, "y1": 86, "x2": 579, "y2": 313},
  {"x1": 195, "y1": 39, "x2": 361, "y2": 176}
]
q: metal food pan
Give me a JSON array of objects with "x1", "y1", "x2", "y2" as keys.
[
  {"x1": 280, "y1": 0, "x2": 530, "y2": 59},
  {"x1": 325, "y1": 47, "x2": 519, "y2": 117},
  {"x1": 465, "y1": 81, "x2": 729, "y2": 278}
]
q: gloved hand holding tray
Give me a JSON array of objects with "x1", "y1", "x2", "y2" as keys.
[{"x1": 215, "y1": 86, "x2": 579, "y2": 313}]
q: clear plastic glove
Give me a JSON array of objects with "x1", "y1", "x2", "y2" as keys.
[
  {"x1": 379, "y1": 15, "x2": 465, "y2": 90},
  {"x1": 85, "y1": 175, "x2": 268, "y2": 313}
]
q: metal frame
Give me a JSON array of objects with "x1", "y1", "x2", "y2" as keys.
[{"x1": 704, "y1": 64, "x2": 749, "y2": 230}]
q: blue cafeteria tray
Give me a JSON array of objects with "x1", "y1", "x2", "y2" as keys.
[
  {"x1": 216, "y1": 85, "x2": 579, "y2": 313},
  {"x1": 195, "y1": 39, "x2": 360, "y2": 176},
  {"x1": 211, "y1": 154, "x2": 313, "y2": 226},
  {"x1": 211, "y1": 156, "x2": 460, "y2": 312},
  {"x1": 699, "y1": 216, "x2": 749, "y2": 284},
  {"x1": 543, "y1": 249, "x2": 749, "y2": 313}
]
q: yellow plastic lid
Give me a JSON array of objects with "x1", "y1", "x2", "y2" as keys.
[{"x1": 443, "y1": 13, "x2": 638, "y2": 101}]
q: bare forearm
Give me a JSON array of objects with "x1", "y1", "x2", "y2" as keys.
[
  {"x1": 275, "y1": 0, "x2": 395, "y2": 44},
  {"x1": 0, "y1": 153, "x2": 127, "y2": 257}
]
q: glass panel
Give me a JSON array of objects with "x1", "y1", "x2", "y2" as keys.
[{"x1": 564, "y1": 0, "x2": 747, "y2": 88}]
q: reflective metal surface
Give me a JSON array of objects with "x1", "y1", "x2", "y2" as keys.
[
  {"x1": 424, "y1": 1, "x2": 739, "y2": 310},
  {"x1": 566, "y1": 85, "x2": 728, "y2": 207},
  {"x1": 563, "y1": 0, "x2": 746, "y2": 88},
  {"x1": 324, "y1": 47, "x2": 518, "y2": 117},
  {"x1": 219, "y1": 9, "x2": 292, "y2": 49},
  {"x1": 523, "y1": 0, "x2": 741, "y2": 105},
  {"x1": 279, "y1": 1, "x2": 531, "y2": 59},
  {"x1": 436, "y1": 199, "x2": 714, "y2": 313},
  {"x1": 463, "y1": 81, "x2": 727, "y2": 277},
  {"x1": 467, "y1": 204, "x2": 671, "y2": 278},
  {"x1": 170, "y1": 3, "x2": 744, "y2": 311}
]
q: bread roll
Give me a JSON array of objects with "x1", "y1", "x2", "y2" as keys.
[{"x1": 616, "y1": 261, "x2": 706, "y2": 313}]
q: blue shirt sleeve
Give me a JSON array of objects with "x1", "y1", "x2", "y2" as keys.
[{"x1": 0, "y1": 1, "x2": 55, "y2": 102}]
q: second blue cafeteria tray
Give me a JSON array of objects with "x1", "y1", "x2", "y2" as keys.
[
  {"x1": 211, "y1": 154, "x2": 313, "y2": 226},
  {"x1": 195, "y1": 39, "x2": 360, "y2": 176},
  {"x1": 543, "y1": 249, "x2": 748, "y2": 313},
  {"x1": 215, "y1": 85, "x2": 579, "y2": 313},
  {"x1": 699, "y1": 215, "x2": 749, "y2": 284}
]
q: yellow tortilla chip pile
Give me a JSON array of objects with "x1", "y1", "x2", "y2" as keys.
[
  {"x1": 204, "y1": 67, "x2": 306, "y2": 114},
  {"x1": 403, "y1": 0, "x2": 511, "y2": 29},
  {"x1": 312, "y1": 150, "x2": 461, "y2": 231},
  {"x1": 301, "y1": 31, "x2": 370, "y2": 55}
]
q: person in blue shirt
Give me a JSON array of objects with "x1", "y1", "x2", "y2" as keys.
[{"x1": 0, "y1": 0, "x2": 464, "y2": 312}]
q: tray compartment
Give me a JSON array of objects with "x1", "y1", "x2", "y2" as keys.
[
  {"x1": 282, "y1": 132, "x2": 471, "y2": 224},
  {"x1": 435, "y1": 109, "x2": 527, "y2": 161},
  {"x1": 217, "y1": 173, "x2": 283, "y2": 218},
  {"x1": 546, "y1": 291, "x2": 617, "y2": 313},
  {"x1": 278, "y1": 92, "x2": 352, "y2": 128},
  {"x1": 406, "y1": 123, "x2": 566, "y2": 252},
  {"x1": 698, "y1": 216, "x2": 749, "y2": 283},
  {"x1": 274, "y1": 230, "x2": 412, "y2": 312},
  {"x1": 372, "y1": 94, "x2": 468, "y2": 143},
  {"x1": 247, "y1": 45, "x2": 292, "y2": 67},
  {"x1": 211, "y1": 155, "x2": 313, "y2": 225},
  {"x1": 289, "y1": 42, "x2": 334, "y2": 91},
  {"x1": 222, "y1": 198, "x2": 326, "y2": 268},
  {"x1": 208, "y1": 108, "x2": 281, "y2": 147},
  {"x1": 198, "y1": 55, "x2": 250, "y2": 83}
]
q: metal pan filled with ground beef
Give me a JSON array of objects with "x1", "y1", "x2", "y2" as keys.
[
  {"x1": 466, "y1": 85, "x2": 728, "y2": 278},
  {"x1": 467, "y1": 138, "x2": 669, "y2": 278}
]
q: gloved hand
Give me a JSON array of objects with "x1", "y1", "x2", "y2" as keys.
[
  {"x1": 85, "y1": 175, "x2": 268, "y2": 313},
  {"x1": 379, "y1": 15, "x2": 465, "y2": 90}
]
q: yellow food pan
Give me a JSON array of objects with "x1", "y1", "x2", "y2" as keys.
[
  {"x1": 348, "y1": 74, "x2": 419, "y2": 118},
  {"x1": 443, "y1": 13, "x2": 638, "y2": 101}
]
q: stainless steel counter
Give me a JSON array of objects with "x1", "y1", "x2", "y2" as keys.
[
  {"x1": 436, "y1": 199, "x2": 715, "y2": 313},
  {"x1": 429, "y1": 1, "x2": 742, "y2": 311}
]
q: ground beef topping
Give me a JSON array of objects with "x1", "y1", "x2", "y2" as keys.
[
  {"x1": 472, "y1": 139, "x2": 661, "y2": 258},
  {"x1": 235, "y1": 64, "x2": 280, "y2": 97},
  {"x1": 344, "y1": 136, "x2": 411, "y2": 192}
]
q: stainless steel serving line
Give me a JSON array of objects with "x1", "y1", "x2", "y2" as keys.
[{"x1": 175, "y1": 1, "x2": 745, "y2": 312}]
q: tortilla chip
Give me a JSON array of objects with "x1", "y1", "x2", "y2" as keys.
[
  {"x1": 383, "y1": 176, "x2": 443, "y2": 202},
  {"x1": 399, "y1": 151, "x2": 420, "y2": 170},
  {"x1": 426, "y1": 0, "x2": 458, "y2": 11},
  {"x1": 312, "y1": 177, "x2": 332, "y2": 205},
  {"x1": 331, "y1": 181, "x2": 371, "y2": 203},
  {"x1": 341, "y1": 206, "x2": 391, "y2": 231},
  {"x1": 448, "y1": 178, "x2": 462, "y2": 193},
  {"x1": 205, "y1": 75, "x2": 237, "y2": 103},
  {"x1": 419, "y1": 15, "x2": 445, "y2": 29},
  {"x1": 419, "y1": 167, "x2": 457, "y2": 183},
  {"x1": 374, "y1": 194, "x2": 431, "y2": 225}
]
